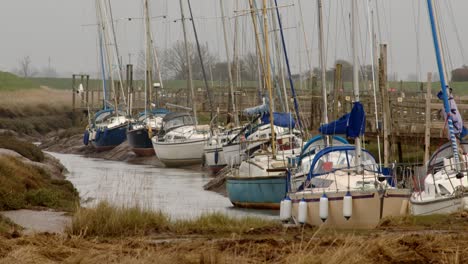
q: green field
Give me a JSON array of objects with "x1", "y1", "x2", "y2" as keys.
[
  {"x1": 1, "y1": 71, "x2": 468, "y2": 96},
  {"x1": 0, "y1": 72, "x2": 37, "y2": 91}
]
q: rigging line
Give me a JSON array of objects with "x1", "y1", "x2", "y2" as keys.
[
  {"x1": 324, "y1": 0, "x2": 332, "y2": 76},
  {"x1": 411, "y1": 0, "x2": 422, "y2": 82},
  {"x1": 296, "y1": 0, "x2": 313, "y2": 80},
  {"x1": 187, "y1": 0, "x2": 214, "y2": 120},
  {"x1": 374, "y1": 0, "x2": 382, "y2": 43},
  {"x1": 434, "y1": 1, "x2": 452, "y2": 83},
  {"x1": 333, "y1": 0, "x2": 339, "y2": 63},
  {"x1": 438, "y1": 2, "x2": 455, "y2": 77},
  {"x1": 446, "y1": 0, "x2": 466, "y2": 64},
  {"x1": 366, "y1": 0, "x2": 382, "y2": 168},
  {"x1": 339, "y1": 0, "x2": 351, "y2": 58}
]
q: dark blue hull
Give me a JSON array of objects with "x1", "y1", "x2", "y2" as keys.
[
  {"x1": 91, "y1": 124, "x2": 127, "y2": 151},
  {"x1": 127, "y1": 127, "x2": 155, "y2": 156}
]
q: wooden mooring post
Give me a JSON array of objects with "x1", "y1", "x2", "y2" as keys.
[{"x1": 379, "y1": 44, "x2": 391, "y2": 166}]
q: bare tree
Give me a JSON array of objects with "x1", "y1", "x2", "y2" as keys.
[
  {"x1": 160, "y1": 41, "x2": 218, "y2": 80},
  {"x1": 18, "y1": 56, "x2": 37, "y2": 77}
]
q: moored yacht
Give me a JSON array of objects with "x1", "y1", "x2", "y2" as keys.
[
  {"x1": 127, "y1": 109, "x2": 169, "y2": 156},
  {"x1": 152, "y1": 112, "x2": 209, "y2": 167}
]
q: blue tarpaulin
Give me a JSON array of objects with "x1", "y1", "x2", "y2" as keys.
[
  {"x1": 318, "y1": 102, "x2": 365, "y2": 138},
  {"x1": 261, "y1": 112, "x2": 296, "y2": 128}
]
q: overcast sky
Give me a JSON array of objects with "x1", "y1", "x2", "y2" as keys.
[{"x1": 1, "y1": 0, "x2": 467, "y2": 81}]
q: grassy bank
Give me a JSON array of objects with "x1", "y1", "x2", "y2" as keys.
[
  {"x1": 2, "y1": 201, "x2": 466, "y2": 263},
  {"x1": 0, "y1": 137, "x2": 78, "y2": 212},
  {"x1": 0, "y1": 86, "x2": 78, "y2": 135}
]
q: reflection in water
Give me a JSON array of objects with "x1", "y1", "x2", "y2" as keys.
[{"x1": 51, "y1": 153, "x2": 278, "y2": 220}]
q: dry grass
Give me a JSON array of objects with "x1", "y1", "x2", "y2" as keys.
[
  {"x1": 68, "y1": 202, "x2": 170, "y2": 237},
  {"x1": 0, "y1": 224, "x2": 466, "y2": 263},
  {"x1": 68, "y1": 202, "x2": 279, "y2": 238},
  {"x1": 0, "y1": 87, "x2": 71, "y2": 109},
  {"x1": 0, "y1": 88, "x2": 76, "y2": 135}
]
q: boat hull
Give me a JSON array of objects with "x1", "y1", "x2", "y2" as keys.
[
  {"x1": 226, "y1": 175, "x2": 287, "y2": 209},
  {"x1": 410, "y1": 194, "x2": 468, "y2": 216},
  {"x1": 127, "y1": 127, "x2": 155, "y2": 157},
  {"x1": 91, "y1": 124, "x2": 127, "y2": 152},
  {"x1": 290, "y1": 189, "x2": 411, "y2": 229},
  {"x1": 153, "y1": 139, "x2": 207, "y2": 167}
]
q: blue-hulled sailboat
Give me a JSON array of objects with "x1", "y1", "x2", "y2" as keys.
[{"x1": 83, "y1": 0, "x2": 130, "y2": 151}]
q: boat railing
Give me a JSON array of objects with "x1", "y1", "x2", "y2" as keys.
[{"x1": 428, "y1": 160, "x2": 468, "y2": 196}]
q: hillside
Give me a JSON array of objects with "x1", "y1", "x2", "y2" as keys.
[{"x1": 0, "y1": 72, "x2": 37, "y2": 91}]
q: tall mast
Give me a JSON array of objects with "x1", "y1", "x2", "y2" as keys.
[
  {"x1": 352, "y1": 0, "x2": 362, "y2": 171},
  {"x1": 144, "y1": 0, "x2": 153, "y2": 113},
  {"x1": 187, "y1": 0, "x2": 214, "y2": 121},
  {"x1": 220, "y1": 0, "x2": 239, "y2": 127},
  {"x1": 179, "y1": 0, "x2": 197, "y2": 125},
  {"x1": 273, "y1": 0, "x2": 303, "y2": 131},
  {"x1": 270, "y1": 0, "x2": 288, "y2": 114},
  {"x1": 426, "y1": 0, "x2": 460, "y2": 169},
  {"x1": 97, "y1": 0, "x2": 119, "y2": 116},
  {"x1": 248, "y1": 0, "x2": 266, "y2": 99},
  {"x1": 105, "y1": 0, "x2": 127, "y2": 111},
  {"x1": 95, "y1": 0, "x2": 108, "y2": 110},
  {"x1": 317, "y1": 0, "x2": 328, "y2": 126},
  {"x1": 263, "y1": 0, "x2": 276, "y2": 158}
]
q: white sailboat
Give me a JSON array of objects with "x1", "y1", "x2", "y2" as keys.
[
  {"x1": 410, "y1": 0, "x2": 468, "y2": 215},
  {"x1": 152, "y1": 112, "x2": 208, "y2": 167},
  {"x1": 285, "y1": 0, "x2": 410, "y2": 229},
  {"x1": 151, "y1": 0, "x2": 209, "y2": 167}
]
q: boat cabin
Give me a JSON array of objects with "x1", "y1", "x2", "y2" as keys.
[
  {"x1": 161, "y1": 112, "x2": 195, "y2": 132},
  {"x1": 94, "y1": 109, "x2": 127, "y2": 125}
]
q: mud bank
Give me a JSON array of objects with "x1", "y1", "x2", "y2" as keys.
[{"x1": 41, "y1": 131, "x2": 166, "y2": 167}]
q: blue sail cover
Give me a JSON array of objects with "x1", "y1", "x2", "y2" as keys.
[
  {"x1": 318, "y1": 102, "x2": 365, "y2": 138},
  {"x1": 261, "y1": 112, "x2": 296, "y2": 128}
]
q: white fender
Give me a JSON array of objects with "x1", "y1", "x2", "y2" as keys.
[
  {"x1": 298, "y1": 198, "x2": 307, "y2": 224},
  {"x1": 280, "y1": 200, "x2": 285, "y2": 220},
  {"x1": 319, "y1": 193, "x2": 328, "y2": 222},
  {"x1": 343, "y1": 191, "x2": 352, "y2": 220},
  {"x1": 283, "y1": 197, "x2": 292, "y2": 220}
]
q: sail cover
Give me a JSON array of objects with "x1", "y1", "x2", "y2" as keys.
[
  {"x1": 318, "y1": 102, "x2": 365, "y2": 138},
  {"x1": 437, "y1": 89, "x2": 468, "y2": 138},
  {"x1": 244, "y1": 98, "x2": 269, "y2": 116},
  {"x1": 261, "y1": 112, "x2": 296, "y2": 128}
]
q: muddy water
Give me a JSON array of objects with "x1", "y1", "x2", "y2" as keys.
[{"x1": 51, "y1": 153, "x2": 278, "y2": 220}]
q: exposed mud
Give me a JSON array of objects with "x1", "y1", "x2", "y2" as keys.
[
  {"x1": 41, "y1": 130, "x2": 165, "y2": 167},
  {"x1": 0, "y1": 210, "x2": 70, "y2": 235}
]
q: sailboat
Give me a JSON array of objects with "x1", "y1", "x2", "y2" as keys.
[
  {"x1": 85, "y1": 0, "x2": 130, "y2": 152},
  {"x1": 410, "y1": 0, "x2": 468, "y2": 215},
  {"x1": 285, "y1": 0, "x2": 410, "y2": 228},
  {"x1": 127, "y1": 0, "x2": 169, "y2": 157},
  {"x1": 151, "y1": 0, "x2": 209, "y2": 167},
  {"x1": 226, "y1": 0, "x2": 303, "y2": 209}
]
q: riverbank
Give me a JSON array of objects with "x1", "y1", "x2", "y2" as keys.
[{"x1": 1, "y1": 202, "x2": 466, "y2": 263}]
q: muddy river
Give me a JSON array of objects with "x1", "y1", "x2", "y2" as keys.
[{"x1": 51, "y1": 153, "x2": 278, "y2": 220}]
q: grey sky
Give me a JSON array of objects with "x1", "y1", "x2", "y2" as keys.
[{"x1": 1, "y1": 0, "x2": 467, "y2": 81}]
